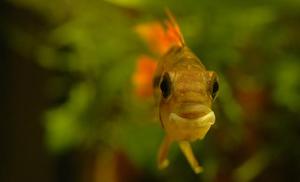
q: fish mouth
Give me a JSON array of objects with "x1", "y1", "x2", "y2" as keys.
[{"x1": 169, "y1": 105, "x2": 215, "y2": 128}]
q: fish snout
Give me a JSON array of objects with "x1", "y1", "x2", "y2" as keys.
[{"x1": 169, "y1": 104, "x2": 215, "y2": 128}]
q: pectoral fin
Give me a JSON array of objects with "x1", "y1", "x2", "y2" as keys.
[
  {"x1": 179, "y1": 141, "x2": 203, "y2": 174},
  {"x1": 157, "y1": 135, "x2": 172, "y2": 169}
]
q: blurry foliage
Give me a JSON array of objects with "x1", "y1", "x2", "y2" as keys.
[{"x1": 4, "y1": 0, "x2": 300, "y2": 181}]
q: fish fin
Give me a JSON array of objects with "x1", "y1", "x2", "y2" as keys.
[
  {"x1": 179, "y1": 141, "x2": 203, "y2": 174},
  {"x1": 132, "y1": 55, "x2": 158, "y2": 98},
  {"x1": 135, "y1": 10, "x2": 184, "y2": 55},
  {"x1": 164, "y1": 8, "x2": 185, "y2": 46},
  {"x1": 157, "y1": 135, "x2": 172, "y2": 169}
]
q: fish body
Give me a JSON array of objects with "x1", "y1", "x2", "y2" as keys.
[
  {"x1": 154, "y1": 46, "x2": 217, "y2": 141},
  {"x1": 133, "y1": 11, "x2": 219, "y2": 173}
]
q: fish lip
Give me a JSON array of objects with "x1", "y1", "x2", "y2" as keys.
[
  {"x1": 177, "y1": 104, "x2": 211, "y2": 119},
  {"x1": 169, "y1": 110, "x2": 215, "y2": 128}
]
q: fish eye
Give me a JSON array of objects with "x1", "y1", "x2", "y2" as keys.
[
  {"x1": 160, "y1": 73, "x2": 172, "y2": 98},
  {"x1": 211, "y1": 78, "x2": 219, "y2": 100}
]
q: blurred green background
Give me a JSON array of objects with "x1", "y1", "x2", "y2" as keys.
[{"x1": 1, "y1": 0, "x2": 300, "y2": 181}]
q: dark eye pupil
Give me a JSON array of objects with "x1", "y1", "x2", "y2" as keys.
[
  {"x1": 160, "y1": 73, "x2": 171, "y2": 98},
  {"x1": 212, "y1": 80, "x2": 219, "y2": 99}
]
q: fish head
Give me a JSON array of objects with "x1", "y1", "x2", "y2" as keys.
[{"x1": 158, "y1": 48, "x2": 219, "y2": 141}]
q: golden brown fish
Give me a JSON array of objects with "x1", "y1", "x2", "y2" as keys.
[{"x1": 133, "y1": 11, "x2": 219, "y2": 173}]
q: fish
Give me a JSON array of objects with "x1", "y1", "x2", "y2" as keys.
[
  {"x1": 132, "y1": 55, "x2": 157, "y2": 98},
  {"x1": 133, "y1": 10, "x2": 219, "y2": 173}
]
